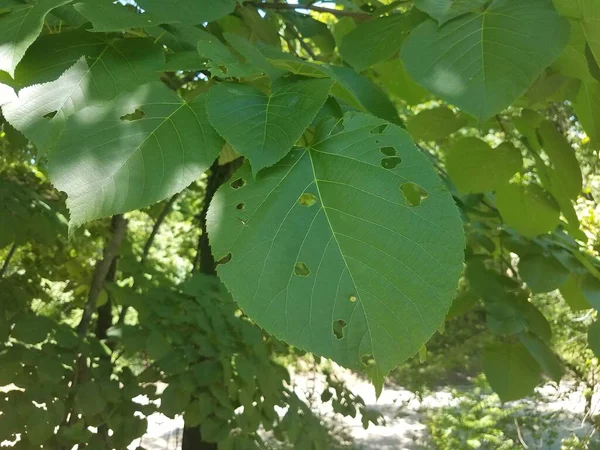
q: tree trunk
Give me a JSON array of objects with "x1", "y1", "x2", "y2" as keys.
[{"x1": 182, "y1": 159, "x2": 241, "y2": 450}]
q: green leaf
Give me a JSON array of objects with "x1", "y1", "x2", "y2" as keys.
[
  {"x1": 137, "y1": 0, "x2": 236, "y2": 25},
  {"x1": 574, "y1": 81, "x2": 600, "y2": 144},
  {"x1": 268, "y1": 59, "x2": 400, "y2": 124},
  {"x1": 559, "y1": 274, "x2": 592, "y2": 311},
  {"x1": 206, "y1": 77, "x2": 333, "y2": 175},
  {"x1": 553, "y1": 21, "x2": 596, "y2": 81},
  {"x1": 0, "y1": 82, "x2": 15, "y2": 106},
  {"x1": 26, "y1": 408, "x2": 54, "y2": 445},
  {"x1": 74, "y1": 0, "x2": 178, "y2": 32},
  {"x1": 537, "y1": 120, "x2": 582, "y2": 199},
  {"x1": 372, "y1": 59, "x2": 428, "y2": 106},
  {"x1": 588, "y1": 321, "x2": 600, "y2": 358},
  {"x1": 406, "y1": 107, "x2": 466, "y2": 141},
  {"x1": 48, "y1": 82, "x2": 223, "y2": 228},
  {"x1": 553, "y1": 0, "x2": 600, "y2": 66},
  {"x1": 401, "y1": 0, "x2": 569, "y2": 120},
  {"x1": 4, "y1": 34, "x2": 164, "y2": 152},
  {"x1": 445, "y1": 138, "x2": 522, "y2": 194},
  {"x1": 160, "y1": 383, "x2": 192, "y2": 418},
  {"x1": 495, "y1": 184, "x2": 560, "y2": 238},
  {"x1": 518, "y1": 254, "x2": 569, "y2": 293},
  {"x1": 0, "y1": 0, "x2": 71, "y2": 77},
  {"x1": 146, "y1": 330, "x2": 171, "y2": 361},
  {"x1": 414, "y1": 0, "x2": 487, "y2": 24},
  {"x1": 339, "y1": 13, "x2": 422, "y2": 72},
  {"x1": 197, "y1": 33, "x2": 258, "y2": 79},
  {"x1": 11, "y1": 314, "x2": 52, "y2": 344},
  {"x1": 582, "y1": 274, "x2": 600, "y2": 311},
  {"x1": 207, "y1": 112, "x2": 464, "y2": 383},
  {"x1": 482, "y1": 341, "x2": 541, "y2": 402},
  {"x1": 76, "y1": 382, "x2": 107, "y2": 417},
  {"x1": 519, "y1": 333, "x2": 564, "y2": 382}
]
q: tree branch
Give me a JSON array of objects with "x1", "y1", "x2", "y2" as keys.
[
  {"x1": 142, "y1": 193, "x2": 180, "y2": 263},
  {"x1": 76, "y1": 215, "x2": 127, "y2": 336},
  {"x1": 244, "y1": 1, "x2": 371, "y2": 18},
  {"x1": 0, "y1": 242, "x2": 18, "y2": 278}
]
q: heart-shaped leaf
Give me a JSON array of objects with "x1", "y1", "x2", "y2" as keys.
[
  {"x1": 401, "y1": 0, "x2": 569, "y2": 120},
  {"x1": 207, "y1": 112, "x2": 464, "y2": 389},
  {"x1": 207, "y1": 77, "x2": 333, "y2": 175}
]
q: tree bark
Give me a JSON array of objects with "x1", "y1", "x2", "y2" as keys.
[{"x1": 183, "y1": 159, "x2": 241, "y2": 450}]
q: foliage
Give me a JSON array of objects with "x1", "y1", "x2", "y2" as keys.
[{"x1": 2, "y1": 0, "x2": 600, "y2": 447}]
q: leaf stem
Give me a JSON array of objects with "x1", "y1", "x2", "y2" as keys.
[{"x1": 0, "y1": 242, "x2": 18, "y2": 278}]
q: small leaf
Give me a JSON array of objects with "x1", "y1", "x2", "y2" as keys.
[
  {"x1": 373, "y1": 59, "x2": 428, "y2": 105},
  {"x1": 26, "y1": 408, "x2": 54, "y2": 445},
  {"x1": 519, "y1": 333, "x2": 564, "y2": 382},
  {"x1": 588, "y1": 321, "x2": 600, "y2": 358},
  {"x1": 446, "y1": 138, "x2": 522, "y2": 193},
  {"x1": 482, "y1": 341, "x2": 541, "y2": 402},
  {"x1": 401, "y1": 0, "x2": 569, "y2": 120},
  {"x1": 49, "y1": 82, "x2": 223, "y2": 228},
  {"x1": 414, "y1": 0, "x2": 488, "y2": 24},
  {"x1": 11, "y1": 314, "x2": 52, "y2": 344},
  {"x1": 559, "y1": 274, "x2": 592, "y2": 311},
  {"x1": 519, "y1": 254, "x2": 569, "y2": 294},
  {"x1": 76, "y1": 382, "x2": 107, "y2": 416},
  {"x1": 495, "y1": 184, "x2": 560, "y2": 238},
  {"x1": 406, "y1": 107, "x2": 466, "y2": 141},
  {"x1": 206, "y1": 77, "x2": 333, "y2": 175},
  {"x1": 339, "y1": 12, "x2": 423, "y2": 72},
  {"x1": 207, "y1": 112, "x2": 464, "y2": 384},
  {"x1": 573, "y1": 81, "x2": 600, "y2": 144}
]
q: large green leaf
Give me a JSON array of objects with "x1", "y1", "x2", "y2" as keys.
[
  {"x1": 559, "y1": 274, "x2": 592, "y2": 311},
  {"x1": 414, "y1": 0, "x2": 487, "y2": 24},
  {"x1": 518, "y1": 254, "x2": 569, "y2": 293},
  {"x1": 207, "y1": 112, "x2": 464, "y2": 388},
  {"x1": 206, "y1": 77, "x2": 333, "y2": 175},
  {"x1": 137, "y1": 0, "x2": 236, "y2": 25},
  {"x1": 0, "y1": 0, "x2": 71, "y2": 77},
  {"x1": 445, "y1": 138, "x2": 522, "y2": 193},
  {"x1": 495, "y1": 184, "x2": 560, "y2": 238},
  {"x1": 553, "y1": 0, "x2": 600, "y2": 66},
  {"x1": 48, "y1": 82, "x2": 223, "y2": 228},
  {"x1": 401, "y1": 0, "x2": 569, "y2": 120},
  {"x1": 339, "y1": 13, "x2": 422, "y2": 72},
  {"x1": 74, "y1": 0, "x2": 178, "y2": 32},
  {"x1": 5, "y1": 34, "x2": 164, "y2": 152},
  {"x1": 406, "y1": 106, "x2": 466, "y2": 141},
  {"x1": 553, "y1": 21, "x2": 596, "y2": 82},
  {"x1": 482, "y1": 341, "x2": 541, "y2": 402}
]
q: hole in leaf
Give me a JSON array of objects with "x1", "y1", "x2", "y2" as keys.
[
  {"x1": 294, "y1": 262, "x2": 310, "y2": 276},
  {"x1": 216, "y1": 253, "x2": 232, "y2": 265},
  {"x1": 218, "y1": 65, "x2": 228, "y2": 74},
  {"x1": 236, "y1": 203, "x2": 245, "y2": 210},
  {"x1": 349, "y1": 295, "x2": 357, "y2": 303},
  {"x1": 380, "y1": 147, "x2": 396, "y2": 157},
  {"x1": 43, "y1": 111, "x2": 57, "y2": 119},
  {"x1": 231, "y1": 178, "x2": 246, "y2": 189},
  {"x1": 400, "y1": 182, "x2": 428, "y2": 207},
  {"x1": 381, "y1": 156, "x2": 402, "y2": 169},
  {"x1": 361, "y1": 354, "x2": 375, "y2": 367},
  {"x1": 332, "y1": 121, "x2": 345, "y2": 135},
  {"x1": 371, "y1": 124, "x2": 387, "y2": 134},
  {"x1": 333, "y1": 319, "x2": 347, "y2": 340},
  {"x1": 298, "y1": 193, "x2": 317, "y2": 207},
  {"x1": 120, "y1": 109, "x2": 145, "y2": 121}
]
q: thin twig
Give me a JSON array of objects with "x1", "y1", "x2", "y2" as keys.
[
  {"x1": 0, "y1": 242, "x2": 17, "y2": 278},
  {"x1": 76, "y1": 215, "x2": 127, "y2": 336},
  {"x1": 141, "y1": 193, "x2": 180, "y2": 263},
  {"x1": 286, "y1": 24, "x2": 317, "y2": 60},
  {"x1": 244, "y1": 1, "x2": 371, "y2": 18},
  {"x1": 514, "y1": 417, "x2": 529, "y2": 448}
]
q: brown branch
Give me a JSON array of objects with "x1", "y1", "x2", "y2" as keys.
[
  {"x1": 0, "y1": 242, "x2": 17, "y2": 278},
  {"x1": 244, "y1": 1, "x2": 371, "y2": 18},
  {"x1": 142, "y1": 193, "x2": 180, "y2": 263},
  {"x1": 76, "y1": 215, "x2": 127, "y2": 336}
]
